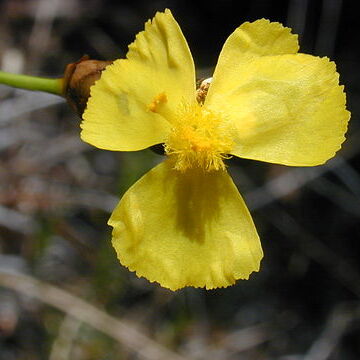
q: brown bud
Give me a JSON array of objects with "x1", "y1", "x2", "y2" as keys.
[
  {"x1": 196, "y1": 77, "x2": 212, "y2": 104},
  {"x1": 62, "y1": 56, "x2": 112, "y2": 117}
]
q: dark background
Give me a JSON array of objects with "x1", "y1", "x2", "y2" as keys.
[{"x1": 1, "y1": 0, "x2": 359, "y2": 359}]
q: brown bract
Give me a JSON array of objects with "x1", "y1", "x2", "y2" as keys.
[{"x1": 62, "y1": 56, "x2": 112, "y2": 116}]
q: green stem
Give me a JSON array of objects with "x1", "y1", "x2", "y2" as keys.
[{"x1": 0, "y1": 71, "x2": 63, "y2": 96}]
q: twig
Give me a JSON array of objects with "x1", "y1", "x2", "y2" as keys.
[
  {"x1": 49, "y1": 315, "x2": 82, "y2": 360},
  {"x1": 0, "y1": 91, "x2": 64, "y2": 126},
  {"x1": 303, "y1": 302, "x2": 359, "y2": 360},
  {"x1": 268, "y1": 209, "x2": 360, "y2": 298},
  {"x1": 0, "y1": 205, "x2": 38, "y2": 234},
  {"x1": 0, "y1": 269, "x2": 190, "y2": 360}
]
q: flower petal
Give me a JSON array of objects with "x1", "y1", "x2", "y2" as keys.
[
  {"x1": 206, "y1": 19, "x2": 299, "y2": 101},
  {"x1": 81, "y1": 9, "x2": 196, "y2": 151},
  {"x1": 109, "y1": 160, "x2": 263, "y2": 291},
  {"x1": 207, "y1": 54, "x2": 350, "y2": 166}
]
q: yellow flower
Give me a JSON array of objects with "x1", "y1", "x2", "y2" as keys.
[{"x1": 81, "y1": 9, "x2": 350, "y2": 290}]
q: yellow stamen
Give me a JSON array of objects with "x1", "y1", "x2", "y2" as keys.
[
  {"x1": 165, "y1": 104, "x2": 233, "y2": 172},
  {"x1": 147, "y1": 92, "x2": 167, "y2": 113}
]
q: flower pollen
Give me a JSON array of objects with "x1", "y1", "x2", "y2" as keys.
[
  {"x1": 147, "y1": 92, "x2": 167, "y2": 113},
  {"x1": 165, "y1": 104, "x2": 233, "y2": 172}
]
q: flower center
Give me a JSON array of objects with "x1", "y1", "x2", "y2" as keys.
[{"x1": 164, "y1": 104, "x2": 233, "y2": 172}]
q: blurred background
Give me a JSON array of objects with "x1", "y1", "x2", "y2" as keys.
[{"x1": 0, "y1": 0, "x2": 359, "y2": 359}]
